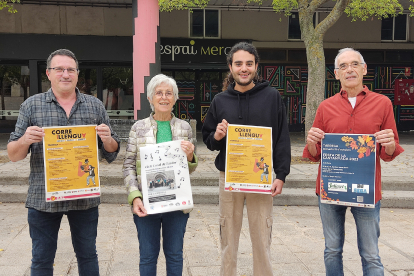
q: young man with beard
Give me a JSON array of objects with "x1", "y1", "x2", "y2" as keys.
[
  {"x1": 303, "y1": 48, "x2": 404, "y2": 275},
  {"x1": 202, "y1": 42, "x2": 291, "y2": 276}
]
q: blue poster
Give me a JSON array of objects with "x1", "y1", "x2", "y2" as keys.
[{"x1": 321, "y1": 134, "x2": 376, "y2": 208}]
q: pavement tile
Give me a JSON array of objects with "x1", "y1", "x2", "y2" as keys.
[{"x1": 0, "y1": 196, "x2": 414, "y2": 276}]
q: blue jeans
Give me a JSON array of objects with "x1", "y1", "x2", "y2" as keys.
[
  {"x1": 133, "y1": 211, "x2": 189, "y2": 276},
  {"x1": 28, "y1": 207, "x2": 99, "y2": 276},
  {"x1": 319, "y1": 199, "x2": 383, "y2": 276}
]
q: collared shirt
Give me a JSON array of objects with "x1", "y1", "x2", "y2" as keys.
[
  {"x1": 9, "y1": 88, "x2": 120, "y2": 212},
  {"x1": 303, "y1": 86, "x2": 404, "y2": 203}
]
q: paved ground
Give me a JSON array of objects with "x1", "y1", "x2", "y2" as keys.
[{"x1": 1, "y1": 203, "x2": 414, "y2": 276}]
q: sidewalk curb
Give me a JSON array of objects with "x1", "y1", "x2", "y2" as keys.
[
  {"x1": 2, "y1": 185, "x2": 414, "y2": 209},
  {"x1": 2, "y1": 175, "x2": 413, "y2": 190}
]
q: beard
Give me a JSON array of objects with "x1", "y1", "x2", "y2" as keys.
[
  {"x1": 235, "y1": 78, "x2": 253, "y2": 87},
  {"x1": 233, "y1": 72, "x2": 256, "y2": 87}
]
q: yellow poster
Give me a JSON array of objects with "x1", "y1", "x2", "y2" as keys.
[
  {"x1": 225, "y1": 124, "x2": 272, "y2": 194},
  {"x1": 43, "y1": 125, "x2": 100, "y2": 202}
]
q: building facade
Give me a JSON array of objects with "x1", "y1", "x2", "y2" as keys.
[{"x1": 0, "y1": 0, "x2": 413, "y2": 132}]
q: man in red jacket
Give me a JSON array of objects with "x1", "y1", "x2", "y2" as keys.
[{"x1": 303, "y1": 48, "x2": 404, "y2": 276}]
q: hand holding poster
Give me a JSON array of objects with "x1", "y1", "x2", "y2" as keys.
[
  {"x1": 140, "y1": 140, "x2": 193, "y2": 214},
  {"x1": 225, "y1": 124, "x2": 273, "y2": 194},
  {"x1": 43, "y1": 125, "x2": 100, "y2": 202},
  {"x1": 321, "y1": 133, "x2": 376, "y2": 208}
]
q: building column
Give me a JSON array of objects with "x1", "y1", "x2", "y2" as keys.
[{"x1": 132, "y1": 0, "x2": 161, "y2": 120}]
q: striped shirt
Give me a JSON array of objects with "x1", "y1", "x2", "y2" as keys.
[{"x1": 8, "y1": 88, "x2": 120, "y2": 212}]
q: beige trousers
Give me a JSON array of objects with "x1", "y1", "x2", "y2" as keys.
[{"x1": 219, "y1": 172, "x2": 274, "y2": 276}]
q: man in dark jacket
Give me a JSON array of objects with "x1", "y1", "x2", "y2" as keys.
[{"x1": 202, "y1": 42, "x2": 291, "y2": 276}]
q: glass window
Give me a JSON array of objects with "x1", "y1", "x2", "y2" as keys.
[
  {"x1": 381, "y1": 17, "x2": 393, "y2": 40},
  {"x1": 381, "y1": 14, "x2": 407, "y2": 41},
  {"x1": 190, "y1": 10, "x2": 204, "y2": 37},
  {"x1": 288, "y1": 12, "x2": 317, "y2": 40},
  {"x1": 199, "y1": 71, "x2": 220, "y2": 81},
  {"x1": 77, "y1": 68, "x2": 97, "y2": 97},
  {"x1": 40, "y1": 67, "x2": 98, "y2": 97},
  {"x1": 289, "y1": 12, "x2": 301, "y2": 40},
  {"x1": 205, "y1": 10, "x2": 219, "y2": 37},
  {"x1": 102, "y1": 67, "x2": 134, "y2": 117},
  {"x1": 0, "y1": 65, "x2": 30, "y2": 120},
  {"x1": 174, "y1": 71, "x2": 195, "y2": 81},
  {"x1": 190, "y1": 9, "x2": 219, "y2": 38}
]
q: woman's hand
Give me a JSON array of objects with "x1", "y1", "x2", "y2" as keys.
[
  {"x1": 181, "y1": 141, "x2": 195, "y2": 162},
  {"x1": 132, "y1": 197, "x2": 147, "y2": 217}
]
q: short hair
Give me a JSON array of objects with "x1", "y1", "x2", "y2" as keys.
[
  {"x1": 226, "y1": 42, "x2": 260, "y2": 65},
  {"x1": 147, "y1": 74, "x2": 179, "y2": 111},
  {"x1": 334, "y1": 48, "x2": 366, "y2": 69},
  {"x1": 46, "y1": 49, "x2": 79, "y2": 69}
]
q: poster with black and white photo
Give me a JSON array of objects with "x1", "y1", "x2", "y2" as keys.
[{"x1": 140, "y1": 140, "x2": 193, "y2": 214}]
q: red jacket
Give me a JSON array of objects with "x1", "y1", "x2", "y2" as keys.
[{"x1": 303, "y1": 86, "x2": 404, "y2": 203}]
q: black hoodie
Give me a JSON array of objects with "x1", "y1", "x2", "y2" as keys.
[{"x1": 202, "y1": 80, "x2": 291, "y2": 182}]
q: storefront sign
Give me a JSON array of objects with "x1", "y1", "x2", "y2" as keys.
[{"x1": 160, "y1": 38, "x2": 248, "y2": 63}]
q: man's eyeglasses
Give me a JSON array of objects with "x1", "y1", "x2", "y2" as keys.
[
  {"x1": 154, "y1": 91, "x2": 174, "y2": 98},
  {"x1": 335, "y1": 62, "x2": 365, "y2": 71},
  {"x1": 48, "y1": 67, "x2": 79, "y2": 75}
]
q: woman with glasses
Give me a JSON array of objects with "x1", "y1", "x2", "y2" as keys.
[{"x1": 123, "y1": 74, "x2": 198, "y2": 276}]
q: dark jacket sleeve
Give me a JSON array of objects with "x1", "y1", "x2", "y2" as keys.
[
  {"x1": 273, "y1": 97, "x2": 291, "y2": 182},
  {"x1": 202, "y1": 98, "x2": 226, "y2": 151}
]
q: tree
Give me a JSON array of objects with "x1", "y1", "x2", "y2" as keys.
[
  {"x1": 158, "y1": 0, "x2": 208, "y2": 11},
  {"x1": 0, "y1": 0, "x2": 19, "y2": 13}
]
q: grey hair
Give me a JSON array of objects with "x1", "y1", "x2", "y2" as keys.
[
  {"x1": 147, "y1": 74, "x2": 179, "y2": 111},
  {"x1": 46, "y1": 49, "x2": 79, "y2": 69},
  {"x1": 334, "y1": 48, "x2": 366, "y2": 69}
]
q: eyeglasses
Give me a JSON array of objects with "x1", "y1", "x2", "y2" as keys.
[
  {"x1": 48, "y1": 67, "x2": 79, "y2": 75},
  {"x1": 154, "y1": 91, "x2": 174, "y2": 98},
  {"x1": 335, "y1": 62, "x2": 365, "y2": 70}
]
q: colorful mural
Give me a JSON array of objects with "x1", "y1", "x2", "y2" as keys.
[
  {"x1": 174, "y1": 65, "x2": 413, "y2": 131},
  {"x1": 260, "y1": 64, "x2": 414, "y2": 131},
  {"x1": 175, "y1": 81, "x2": 196, "y2": 121},
  {"x1": 175, "y1": 80, "x2": 221, "y2": 128}
]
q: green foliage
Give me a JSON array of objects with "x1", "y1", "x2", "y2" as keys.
[
  {"x1": 344, "y1": 0, "x2": 404, "y2": 21},
  {"x1": 158, "y1": 0, "x2": 209, "y2": 12},
  {"x1": 0, "y1": 0, "x2": 19, "y2": 13},
  {"x1": 247, "y1": 0, "x2": 297, "y2": 15}
]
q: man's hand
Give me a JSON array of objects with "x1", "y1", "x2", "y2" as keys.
[
  {"x1": 22, "y1": 126, "x2": 45, "y2": 146},
  {"x1": 96, "y1": 124, "x2": 112, "y2": 144},
  {"x1": 7, "y1": 126, "x2": 44, "y2": 162},
  {"x1": 271, "y1": 179, "x2": 284, "y2": 197},
  {"x1": 213, "y1": 119, "x2": 229, "y2": 141},
  {"x1": 374, "y1": 129, "x2": 396, "y2": 156},
  {"x1": 132, "y1": 197, "x2": 147, "y2": 217},
  {"x1": 96, "y1": 124, "x2": 118, "y2": 152},
  {"x1": 306, "y1": 127, "x2": 325, "y2": 157}
]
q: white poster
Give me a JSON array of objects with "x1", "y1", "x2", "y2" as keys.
[{"x1": 140, "y1": 140, "x2": 194, "y2": 214}]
